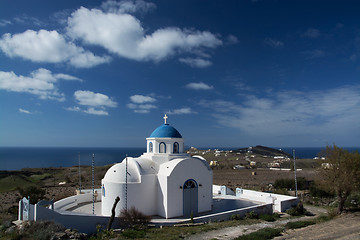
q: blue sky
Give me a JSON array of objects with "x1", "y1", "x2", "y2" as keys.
[{"x1": 0, "y1": 0, "x2": 359, "y2": 148}]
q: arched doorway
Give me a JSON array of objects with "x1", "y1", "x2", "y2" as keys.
[{"x1": 183, "y1": 179, "x2": 198, "y2": 217}]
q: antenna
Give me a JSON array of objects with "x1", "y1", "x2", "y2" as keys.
[
  {"x1": 293, "y1": 149, "x2": 298, "y2": 198},
  {"x1": 125, "y1": 154, "x2": 128, "y2": 211},
  {"x1": 78, "y1": 152, "x2": 82, "y2": 194},
  {"x1": 92, "y1": 153, "x2": 95, "y2": 215}
]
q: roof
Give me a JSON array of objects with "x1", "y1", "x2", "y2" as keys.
[
  {"x1": 103, "y1": 157, "x2": 158, "y2": 183},
  {"x1": 149, "y1": 124, "x2": 182, "y2": 138}
]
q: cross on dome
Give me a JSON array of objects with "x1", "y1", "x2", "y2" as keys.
[{"x1": 163, "y1": 114, "x2": 168, "y2": 124}]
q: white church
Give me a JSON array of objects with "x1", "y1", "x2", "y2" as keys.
[
  {"x1": 101, "y1": 114, "x2": 213, "y2": 218},
  {"x1": 18, "y1": 115, "x2": 299, "y2": 233}
]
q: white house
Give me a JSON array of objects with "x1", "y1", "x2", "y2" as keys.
[{"x1": 101, "y1": 115, "x2": 213, "y2": 219}]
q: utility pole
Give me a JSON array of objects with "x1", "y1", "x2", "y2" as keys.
[
  {"x1": 125, "y1": 154, "x2": 128, "y2": 211},
  {"x1": 92, "y1": 153, "x2": 95, "y2": 214},
  {"x1": 293, "y1": 149, "x2": 298, "y2": 197},
  {"x1": 78, "y1": 152, "x2": 82, "y2": 194}
]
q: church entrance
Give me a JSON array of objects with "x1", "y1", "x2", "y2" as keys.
[{"x1": 183, "y1": 179, "x2": 198, "y2": 218}]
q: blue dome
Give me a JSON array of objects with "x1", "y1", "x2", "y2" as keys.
[{"x1": 149, "y1": 124, "x2": 182, "y2": 138}]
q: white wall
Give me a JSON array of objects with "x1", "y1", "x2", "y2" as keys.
[
  {"x1": 34, "y1": 204, "x2": 117, "y2": 234},
  {"x1": 235, "y1": 188, "x2": 298, "y2": 212},
  {"x1": 160, "y1": 158, "x2": 212, "y2": 218},
  {"x1": 101, "y1": 174, "x2": 157, "y2": 217},
  {"x1": 157, "y1": 174, "x2": 167, "y2": 218},
  {"x1": 54, "y1": 192, "x2": 100, "y2": 211}
]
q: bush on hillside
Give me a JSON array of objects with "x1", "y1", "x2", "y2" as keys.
[
  {"x1": 120, "y1": 207, "x2": 151, "y2": 229},
  {"x1": 17, "y1": 186, "x2": 46, "y2": 204},
  {"x1": 309, "y1": 183, "x2": 335, "y2": 198},
  {"x1": 245, "y1": 211, "x2": 258, "y2": 219},
  {"x1": 286, "y1": 202, "x2": 306, "y2": 216},
  {"x1": 274, "y1": 177, "x2": 309, "y2": 190}
]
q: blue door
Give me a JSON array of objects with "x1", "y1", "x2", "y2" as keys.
[{"x1": 183, "y1": 179, "x2": 198, "y2": 217}]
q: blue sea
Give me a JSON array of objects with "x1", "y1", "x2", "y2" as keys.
[
  {"x1": 0, "y1": 146, "x2": 359, "y2": 171},
  {"x1": 0, "y1": 147, "x2": 145, "y2": 171}
]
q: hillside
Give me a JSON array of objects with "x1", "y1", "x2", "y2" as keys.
[{"x1": 234, "y1": 145, "x2": 292, "y2": 157}]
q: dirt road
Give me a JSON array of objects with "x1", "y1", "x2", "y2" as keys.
[
  {"x1": 275, "y1": 212, "x2": 360, "y2": 240},
  {"x1": 187, "y1": 206, "x2": 360, "y2": 240}
]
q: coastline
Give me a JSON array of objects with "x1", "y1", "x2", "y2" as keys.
[{"x1": 1, "y1": 146, "x2": 359, "y2": 171}]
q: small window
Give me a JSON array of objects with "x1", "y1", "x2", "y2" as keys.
[
  {"x1": 173, "y1": 142, "x2": 179, "y2": 153},
  {"x1": 149, "y1": 142, "x2": 153, "y2": 153},
  {"x1": 159, "y1": 142, "x2": 166, "y2": 153},
  {"x1": 184, "y1": 179, "x2": 197, "y2": 189}
]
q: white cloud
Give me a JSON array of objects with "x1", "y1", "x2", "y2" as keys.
[
  {"x1": 303, "y1": 28, "x2": 321, "y2": 38},
  {"x1": 0, "y1": 19, "x2": 12, "y2": 27},
  {"x1": 127, "y1": 94, "x2": 157, "y2": 113},
  {"x1": 0, "y1": 68, "x2": 80, "y2": 101},
  {"x1": 166, "y1": 107, "x2": 196, "y2": 115},
  {"x1": 84, "y1": 107, "x2": 109, "y2": 116},
  {"x1": 350, "y1": 54, "x2": 357, "y2": 62},
  {"x1": 179, "y1": 57, "x2": 212, "y2": 68},
  {"x1": 65, "y1": 106, "x2": 81, "y2": 112},
  {"x1": 66, "y1": 6, "x2": 222, "y2": 62},
  {"x1": 129, "y1": 94, "x2": 156, "y2": 104},
  {"x1": 199, "y1": 85, "x2": 360, "y2": 144},
  {"x1": 185, "y1": 82, "x2": 214, "y2": 90},
  {"x1": 65, "y1": 105, "x2": 110, "y2": 116},
  {"x1": 101, "y1": 0, "x2": 156, "y2": 14},
  {"x1": 68, "y1": 90, "x2": 117, "y2": 116},
  {"x1": 0, "y1": 29, "x2": 110, "y2": 68},
  {"x1": 74, "y1": 90, "x2": 117, "y2": 107},
  {"x1": 264, "y1": 38, "x2": 284, "y2": 48},
  {"x1": 19, "y1": 108, "x2": 32, "y2": 114},
  {"x1": 134, "y1": 109, "x2": 150, "y2": 114},
  {"x1": 303, "y1": 49, "x2": 326, "y2": 59},
  {"x1": 54, "y1": 73, "x2": 82, "y2": 81},
  {"x1": 226, "y1": 34, "x2": 239, "y2": 44},
  {"x1": 138, "y1": 104, "x2": 157, "y2": 110},
  {"x1": 13, "y1": 14, "x2": 44, "y2": 27}
]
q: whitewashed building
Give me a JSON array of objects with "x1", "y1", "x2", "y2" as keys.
[{"x1": 101, "y1": 115, "x2": 213, "y2": 218}]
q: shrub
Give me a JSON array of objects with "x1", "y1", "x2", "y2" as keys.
[
  {"x1": 122, "y1": 229, "x2": 146, "y2": 239},
  {"x1": 120, "y1": 207, "x2": 151, "y2": 229},
  {"x1": 245, "y1": 211, "x2": 258, "y2": 219},
  {"x1": 345, "y1": 192, "x2": 360, "y2": 209},
  {"x1": 17, "y1": 186, "x2": 46, "y2": 204},
  {"x1": 259, "y1": 213, "x2": 280, "y2": 222},
  {"x1": 286, "y1": 202, "x2": 306, "y2": 216},
  {"x1": 274, "y1": 177, "x2": 309, "y2": 190},
  {"x1": 285, "y1": 220, "x2": 315, "y2": 229},
  {"x1": 230, "y1": 214, "x2": 242, "y2": 220},
  {"x1": 327, "y1": 208, "x2": 338, "y2": 219},
  {"x1": 309, "y1": 184, "x2": 335, "y2": 198},
  {"x1": 274, "y1": 178, "x2": 293, "y2": 190},
  {"x1": 235, "y1": 227, "x2": 282, "y2": 240},
  {"x1": 315, "y1": 214, "x2": 331, "y2": 223},
  {"x1": 20, "y1": 221, "x2": 65, "y2": 240}
]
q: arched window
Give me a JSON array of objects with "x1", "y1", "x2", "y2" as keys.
[
  {"x1": 183, "y1": 179, "x2": 197, "y2": 189},
  {"x1": 159, "y1": 142, "x2": 166, "y2": 153},
  {"x1": 173, "y1": 142, "x2": 179, "y2": 153},
  {"x1": 149, "y1": 142, "x2": 153, "y2": 153}
]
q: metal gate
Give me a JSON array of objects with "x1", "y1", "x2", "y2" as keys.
[{"x1": 183, "y1": 179, "x2": 198, "y2": 217}]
